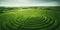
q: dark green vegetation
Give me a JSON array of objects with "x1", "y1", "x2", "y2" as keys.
[{"x1": 0, "y1": 6, "x2": 60, "y2": 30}]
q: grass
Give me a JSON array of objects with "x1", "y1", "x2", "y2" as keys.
[{"x1": 0, "y1": 7, "x2": 60, "y2": 30}]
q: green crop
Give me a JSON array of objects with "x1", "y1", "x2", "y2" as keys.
[{"x1": 0, "y1": 10, "x2": 60, "y2": 30}]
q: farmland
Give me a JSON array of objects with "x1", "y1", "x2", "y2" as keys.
[{"x1": 0, "y1": 6, "x2": 60, "y2": 30}]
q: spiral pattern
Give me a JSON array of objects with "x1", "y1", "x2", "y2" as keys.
[{"x1": 0, "y1": 10, "x2": 60, "y2": 30}]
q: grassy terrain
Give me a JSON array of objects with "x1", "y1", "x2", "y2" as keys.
[{"x1": 0, "y1": 6, "x2": 60, "y2": 30}]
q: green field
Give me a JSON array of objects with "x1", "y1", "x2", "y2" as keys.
[{"x1": 0, "y1": 6, "x2": 60, "y2": 30}]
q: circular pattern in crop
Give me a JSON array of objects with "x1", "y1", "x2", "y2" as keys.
[{"x1": 0, "y1": 10, "x2": 60, "y2": 30}]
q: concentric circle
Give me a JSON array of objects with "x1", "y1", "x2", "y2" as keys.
[{"x1": 22, "y1": 16, "x2": 58, "y2": 30}]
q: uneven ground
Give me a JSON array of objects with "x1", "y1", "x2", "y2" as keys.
[{"x1": 0, "y1": 7, "x2": 60, "y2": 30}]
